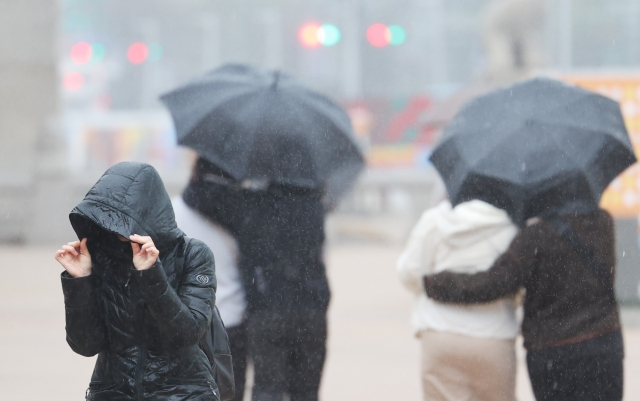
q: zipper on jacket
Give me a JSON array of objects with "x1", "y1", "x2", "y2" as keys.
[
  {"x1": 207, "y1": 381, "x2": 217, "y2": 398},
  {"x1": 136, "y1": 346, "x2": 147, "y2": 400},
  {"x1": 135, "y1": 300, "x2": 147, "y2": 400}
]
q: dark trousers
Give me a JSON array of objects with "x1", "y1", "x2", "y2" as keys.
[
  {"x1": 227, "y1": 322, "x2": 248, "y2": 401},
  {"x1": 527, "y1": 329, "x2": 624, "y2": 401},
  {"x1": 248, "y1": 309, "x2": 327, "y2": 401}
]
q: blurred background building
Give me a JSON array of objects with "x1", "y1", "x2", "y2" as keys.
[{"x1": 3, "y1": 0, "x2": 640, "y2": 301}]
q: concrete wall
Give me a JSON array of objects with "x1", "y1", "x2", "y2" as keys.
[{"x1": 0, "y1": 0, "x2": 59, "y2": 243}]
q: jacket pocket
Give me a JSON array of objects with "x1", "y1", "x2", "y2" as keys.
[
  {"x1": 163, "y1": 378, "x2": 220, "y2": 400},
  {"x1": 86, "y1": 382, "x2": 117, "y2": 400}
]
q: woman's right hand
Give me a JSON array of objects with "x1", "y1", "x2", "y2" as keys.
[{"x1": 55, "y1": 238, "x2": 92, "y2": 277}]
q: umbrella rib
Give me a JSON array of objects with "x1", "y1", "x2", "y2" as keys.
[{"x1": 239, "y1": 96, "x2": 273, "y2": 180}]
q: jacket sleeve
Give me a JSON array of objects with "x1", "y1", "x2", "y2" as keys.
[
  {"x1": 424, "y1": 226, "x2": 537, "y2": 304},
  {"x1": 134, "y1": 240, "x2": 216, "y2": 349},
  {"x1": 397, "y1": 209, "x2": 439, "y2": 295},
  {"x1": 61, "y1": 272, "x2": 106, "y2": 357}
]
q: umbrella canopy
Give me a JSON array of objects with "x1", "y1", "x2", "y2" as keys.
[
  {"x1": 430, "y1": 77, "x2": 637, "y2": 225},
  {"x1": 160, "y1": 64, "x2": 364, "y2": 198}
]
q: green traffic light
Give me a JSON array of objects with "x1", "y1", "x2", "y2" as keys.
[
  {"x1": 388, "y1": 25, "x2": 406, "y2": 46},
  {"x1": 148, "y1": 43, "x2": 163, "y2": 62},
  {"x1": 91, "y1": 43, "x2": 106, "y2": 62},
  {"x1": 319, "y1": 24, "x2": 341, "y2": 47}
]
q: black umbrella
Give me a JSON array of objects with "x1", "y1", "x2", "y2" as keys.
[
  {"x1": 160, "y1": 64, "x2": 364, "y2": 200},
  {"x1": 430, "y1": 77, "x2": 637, "y2": 225}
]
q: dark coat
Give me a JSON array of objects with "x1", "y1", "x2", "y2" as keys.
[
  {"x1": 182, "y1": 159, "x2": 329, "y2": 314},
  {"x1": 237, "y1": 185, "x2": 329, "y2": 313},
  {"x1": 425, "y1": 209, "x2": 620, "y2": 350},
  {"x1": 62, "y1": 162, "x2": 219, "y2": 400}
]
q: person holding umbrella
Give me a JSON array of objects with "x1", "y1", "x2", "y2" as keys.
[
  {"x1": 161, "y1": 64, "x2": 364, "y2": 401},
  {"x1": 424, "y1": 78, "x2": 634, "y2": 401},
  {"x1": 397, "y1": 198, "x2": 520, "y2": 401}
]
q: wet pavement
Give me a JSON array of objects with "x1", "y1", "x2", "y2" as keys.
[{"x1": 1, "y1": 244, "x2": 638, "y2": 400}]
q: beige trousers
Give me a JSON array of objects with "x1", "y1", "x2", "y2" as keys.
[{"x1": 420, "y1": 330, "x2": 516, "y2": 401}]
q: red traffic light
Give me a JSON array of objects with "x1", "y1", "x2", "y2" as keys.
[
  {"x1": 298, "y1": 23, "x2": 341, "y2": 47},
  {"x1": 63, "y1": 72, "x2": 85, "y2": 92},
  {"x1": 367, "y1": 24, "x2": 391, "y2": 47},
  {"x1": 127, "y1": 42, "x2": 149, "y2": 64},
  {"x1": 71, "y1": 42, "x2": 92, "y2": 64},
  {"x1": 299, "y1": 23, "x2": 322, "y2": 48},
  {"x1": 367, "y1": 24, "x2": 406, "y2": 47}
]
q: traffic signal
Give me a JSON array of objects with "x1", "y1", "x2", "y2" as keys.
[
  {"x1": 299, "y1": 23, "x2": 321, "y2": 48},
  {"x1": 63, "y1": 71, "x2": 85, "y2": 92},
  {"x1": 318, "y1": 24, "x2": 341, "y2": 46},
  {"x1": 127, "y1": 42, "x2": 148, "y2": 64},
  {"x1": 91, "y1": 43, "x2": 106, "y2": 62},
  {"x1": 70, "y1": 42, "x2": 107, "y2": 64},
  {"x1": 366, "y1": 24, "x2": 406, "y2": 47},
  {"x1": 299, "y1": 23, "x2": 341, "y2": 48},
  {"x1": 148, "y1": 43, "x2": 163, "y2": 62},
  {"x1": 70, "y1": 42, "x2": 92, "y2": 64},
  {"x1": 127, "y1": 42, "x2": 163, "y2": 64}
]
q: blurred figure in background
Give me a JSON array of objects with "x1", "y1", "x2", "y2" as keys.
[
  {"x1": 426, "y1": 207, "x2": 624, "y2": 401},
  {"x1": 176, "y1": 158, "x2": 248, "y2": 401},
  {"x1": 397, "y1": 199, "x2": 519, "y2": 401},
  {"x1": 162, "y1": 64, "x2": 364, "y2": 401},
  {"x1": 239, "y1": 181, "x2": 329, "y2": 401},
  {"x1": 424, "y1": 77, "x2": 631, "y2": 401},
  {"x1": 180, "y1": 157, "x2": 330, "y2": 401}
]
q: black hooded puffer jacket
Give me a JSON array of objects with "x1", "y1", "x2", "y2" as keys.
[{"x1": 61, "y1": 162, "x2": 219, "y2": 401}]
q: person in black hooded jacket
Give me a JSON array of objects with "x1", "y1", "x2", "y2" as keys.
[{"x1": 54, "y1": 162, "x2": 220, "y2": 401}]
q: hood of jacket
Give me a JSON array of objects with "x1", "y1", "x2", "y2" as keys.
[
  {"x1": 433, "y1": 200, "x2": 514, "y2": 248},
  {"x1": 69, "y1": 162, "x2": 184, "y2": 252}
]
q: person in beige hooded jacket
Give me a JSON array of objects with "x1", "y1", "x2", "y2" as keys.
[{"x1": 397, "y1": 199, "x2": 519, "y2": 401}]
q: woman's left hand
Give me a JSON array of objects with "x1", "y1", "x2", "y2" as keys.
[{"x1": 130, "y1": 234, "x2": 160, "y2": 271}]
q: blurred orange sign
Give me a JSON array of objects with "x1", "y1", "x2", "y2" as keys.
[{"x1": 562, "y1": 74, "x2": 640, "y2": 218}]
